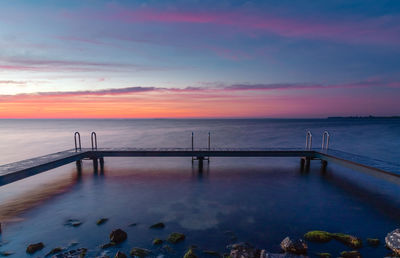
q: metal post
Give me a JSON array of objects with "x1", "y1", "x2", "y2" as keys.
[
  {"x1": 208, "y1": 131, "x2": 211, "y2": 162},
  {"x1": 305, "y1": 131, "x2": 312, "y2": 150},
  {"x1": 322, "y1": 131, "x2": 330, "y2": 150},
  {"x1": 191, "y1": 132, "x2": 194, "y2": 162}
]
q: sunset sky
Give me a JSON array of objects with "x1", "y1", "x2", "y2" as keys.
[{"x1": 0, "y1": 0, "x2": 399, "y2": 118}]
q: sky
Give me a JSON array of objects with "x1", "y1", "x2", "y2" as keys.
[{"x1": 0, "y1": 0, "x2": 399, "y2": 118}]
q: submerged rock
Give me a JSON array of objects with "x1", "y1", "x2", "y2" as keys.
[
  {"x1": 114, "y1": 251, "x2": 127, "y2": 258},
  {"x1": 228, "y1": 242, "x2": 260, "y2": 258},
  {"x1": 339, "y1": 250, "x2": 361, "y2": 258},
  {"x1": 26, "y1": 242, "x2": 44, "y2": 254},
  {"x1": 280, "y1": 237, "x2": 307, "y2": 255},
  {"x1": 150, "y1": 222, "x2": 165, "y2": 229},
  {"x1": 130, "y1": 247, "x2": 151, "y2": 257},
  {"x1": 46, "y1": 247, "x2": 64, "y2": 256},
  {"x1": 160, "y1": 245, "x2": 174, "y2": 254},
  {"x1": 65, "y1": 219, "x2": 82, "y2": 227},
  {"x1": 386, "y1": 229, "x2": 400, "y2": 256},
  {"x1": 0, "y1": 251, "x2": 13, "y2": 256},
  {"x1": 128, "y1": 223, "x2": 138, "y2": 227},
  {"x1": 110, "y1": 229, "x2": 127, "y2": 244},
  {"x1": 367, "y1": 238, "x2": 380, "y2": 247},
  {"x1": 152, "y1": 238, "x2": 163, "y2": 245},
  {"x1": 203, "y1": 250, "x2": 221, "y2": 257},
  {"x1": 167, "y1": 232, "x2": 185, "y2": 243},
  {"x1": 303, "y1": 231, "x2": 332, "y2": 243},
  {"x1": 184, "y1": 248, "x2": 197, "y2": 258},
  {"x1": 53, "y1": 248, "x2": 87, "y2": 258},
  {"x1": 101, "y1": 242, "x2": 116, "y2": 249},
  {"x1": 316, "y1": 253, "x2": 331, "y2": 258},
  {"x1": 97, "y1": 218, "x2": 109, "y2": 225},
  {"x1": 331, "y1": 233, "x2": 362, "y2": 249}
]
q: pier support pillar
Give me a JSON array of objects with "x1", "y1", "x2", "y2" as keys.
[
  {"x1": 198, "y1": 157, "x2": 204, "y2": 173},
  {"x1": 93, "y1": 158, "x2": 98, "y2": 173},
  {"x1": 76, "y1": 160, "x2": 82, "y2": 173},
  {"x1": 321, "y1": 160, "x2": 328, "y2": 173},
  {"x1": 300, "y1": 157, "x2": 311, "y2": 172},
  {"x1": 99, "y1": 157, "x2": 104, "y2": 170}
]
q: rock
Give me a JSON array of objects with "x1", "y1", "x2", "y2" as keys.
[
  {"x1": 203, "y1": 250, "x2": 221, "y2": 257},
  {"x1": 303, "y1": 231, "x2": 332, "y2": 243},
  {"x1": 0, "y1": 222, "x2": 2, "y2": 234},
  {"x1": 316, "y1": 253, "x2": 331, "y2": 258},
  {"x1": 115, "y1": 251, "x2": 127, "y2": 258},
  {"x1": 339, "y1": 250, "x2": 361, "y2": 258},
  {"x1": 167, "y1": 232, "x2": 185, "y2": 243},
  {"x1": 367, "y1": 238, "x2": 380, "y2": 247},
  {"x1": 109, "y1": 229, "x2": 127, "y2": 244},
  {"x1": 65, "y1": 219, "x2": 82, "y2": 227},
  {"x1": 228, "y1": 242, "x2": 260, "y2": 258},
  {"x1": 150, "y1": 222, "x2": 165, "y2": 229},
  {"x1": 26, "y1": 242, "x2": 44, "y2": 254},
  {"x1": 331, "y1": 233, "x2": 362, "y2": 249},
  {"x1": 280, "y1": 237, "x2": 308, "y2": 255},
  {"x1": 97, "y1": 218, "x2": 109, "y2": 225},
  {"x1": 152, "y1": 238, "x2": 163, "y2": 245},
  {"x1": 130, "y1": 247, "x2": 151, "y2": 257},
  {"x1": 262, "y1": 253, "x2": 308, "y2": 258},
  {"x1": 128, "y1": 223, "x2": 138, "y2": 227},
  {"x1": 46, "y1": 247, "x2": 64, "y2": 256},
  {"x1": 0, "y1": 251, "x2": 13, "y2": 256},
  {"x1": 160, "y1": 245, "x2": 174, "y2": 254},
  {"x1": 101, "y1": 242, "x2": 116, "y2": 249},
  {"x1": 52, "y1": 248, "x2": 87, "y2": 258},
  {"x1": 184, "y1": 248, "x2": 197, "y2": 258},
  {"x1": 386, "y1": 229, "x2": 400, "y2": 256}
]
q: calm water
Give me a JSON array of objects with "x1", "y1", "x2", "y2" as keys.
[{"x1": 0, "y1": 119, "x2": 399, "y2": 257}]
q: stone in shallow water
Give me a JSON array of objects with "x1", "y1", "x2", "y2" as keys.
[
  {"x1": 152, "y1": 238, "x2": 163, "y2": 245},
  {"x1": 109, "y1": 229, "x2": 127, "y2": 244},
  {"x1": 97, "y1": 218, "x2": 109, "y2": 225},
  {"x1": 150, "y1": 222, "x2": 165, "y2": 229},
  {"x1": 167, "y1": 232, "x2": 185, "y2": 243},
  {"x1": 26, "y1": 242, "x2": 44, "y2": 254},
  {"x1": 386, "y1": 228, "x2": 400, "y2": 256},
  {"x1": 46, "y1": 247, "x2": 64, "y2": 256},
  {"x1": 52, "y1": 248, "x2": 87, "y2": 258},
  {"x1": 331, "y1": 233, "x2": 362, "y2": 249},
  {"x1": 184, "y1": 248, "x2": 197, "y2": 258},
  {"x1": 280, "y1": 237, "x2": 308, "y2": 255},
  {"x1": 339, "y1": 250, "x2": 361, "y2": 258},
  {"x1": 65, "y1": 219, "x2": 82, "y2": 227},
  {"x1": 114, "y1": 251, "x2": 127, "y2": 258},
  {"x1": 0, "y1": 251, "x2": 13, "y2": 256},
  {"x1": 367, "y1": 238, "x2": 380, "y2": 247},
  {"x1": 130, "y1": 247, "x2": 151, "y2": 257}
]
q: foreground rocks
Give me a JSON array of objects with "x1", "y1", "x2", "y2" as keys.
[
  {"x1": 149, "y1": 222, "x2": 165, "y2": 229},
  {"x1": 228, "y1": 242, "x2": 308, "y2": 258},
  {"x1": 304, "y1": 231, "x2": 362, "y2": 248},
  {"x1": 167, "y1": 232, "x2": 185, "y2": 243},
  {"x1": 53, "y1": 248, "x2": 87, "y2": 258},
  {"x1": 386, "y1": 228, "x2": 400, "y2": 256},
  {"x1": 280, "y1": 237, "x2": 307, "y2": 255},
  {"x1": 114, "y1": 251, "x2": 127, "y2": 258},
  {"x1": 130, "y1": 247, "x2": 151, "y2": 257},
  {"x1": 26, "y1": 242, "x2": 44, "y2": 254},
  {"x1": 109, "y1": 229, "x2": 127, "y2": 244}
]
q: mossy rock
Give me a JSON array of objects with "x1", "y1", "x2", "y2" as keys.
[
  {"x1": 97, "y1": 218, "x2": 108, "y2": 225},
  {"x1": 101, "y1": 242, "x2": 116, "y2": 249},
  {"x1": 184, "y1": 248, "x2": 197, "y2": 258},
  {"x1": 26, "y1": 242, "x2": 44, "y2": 254},
  {"x1": 150, "y1": 222, "x2": 165, "y2": 229},
  {"x1": 115, "y1": 251, "x2": 127, "y2": 258},
  {"x1": 129, "y1": 223, "x2": 138, "y2": 227},
  {"x1": 167, "y1": 232, "x2": 185, "y2": 243},
  {"x1": 304, "y1": 231, "x2": 332, "y2": 242},
  {"x1": 152, "y1": 238, "x2": 163, "y2": 245},
  {"x1": 0, "y1": 251, "x2": 13, "y2": 256},
  {"x1": 340, "y1": 250, "x2": 361, "y2": 258},
  {"x1": 316, "y1": 253, "x2": 331, "y2": 258},
  {"x1": 130, "y1": 247, "x2": 151, "y2": 257},
  {"x1": 367, "y1": 238, "x2": 380, "y2": 247},
  {"x1": 203, "y1": 250, "x2": 221, "y2": 257},
  {"x1": 331, "y1": 233, "x2": 362, "y2": 249},
  {"x1": 65, "y1": 219, "x2": 82, "y2": 227},
  {"x1": 110, "y1": 229, "x2": 127, "y2": 244},
  {"x1": 46, "y1": 247, "x2": 63, "y2": 256}
]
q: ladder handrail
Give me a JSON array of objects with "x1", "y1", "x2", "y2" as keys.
[
  {"x1": 91, "y1": 132, "x2": 98, "y2": 150},
  {"x1": 74, "y1": 132, "x2": 81, "y2": 152},
  {"x1": 322, "y1": 131, "x2": 330, "y2": 150},
  {"x1": 305, "y1": 131, "x2": 312, "y2": 150}
]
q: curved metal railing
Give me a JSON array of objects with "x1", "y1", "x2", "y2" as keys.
[
  {"x1": 91, "y1": 132, "x2": 98, "y2": 150},
  {"x1": 74, "y1": 132, "x2": 81, "y2": 152},
  {"x1": 322, "y1": 131, "x2": 330, "y2": 150},
  {"x1": 305, "y1": 131, "x2": 312, "y2": 150}
]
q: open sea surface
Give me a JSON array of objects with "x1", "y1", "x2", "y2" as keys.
[{"x1": 0, "y1": 118, "x2": 399, "y2": 257}]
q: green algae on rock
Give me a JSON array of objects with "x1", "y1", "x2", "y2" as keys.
[
  {"x1": 152, "y1": 238, "x2": 163, "y2": 245},
  {"x1": 150, "y1": 222, "x2": 165, "y2": 229},
  {"x1": 0, "y1": 251, "x2": 13, "y2": 256},
  {"x1": 109, "y1": 229, "x2": 127, "y2": 244},
  {"x1": 367, "y1": 238, "x2": 380, "y2": 247},
  {"x1": 97, "y1": 218, "x2": 109, "y2": 225},
  {"x1": 167, "y1": 232, "x2": 185, "y2": 243},
  {"x1": 203, "y1": 250, "x2": 221, "y2": 256},
  {"x1": 316, "y1": 253, "x2": 331, "y2": 258},
  {"x1": 46, "y1": 247, "x2": 63, "y2": 256},
  {"x1": 339, "y1": 250, "x2": 361, "y2": 258},
  {"x1": 115, "y1": 250, "x2": 127, "y2": 258},
  {"x1": 130, "y1": 247, "x2": 151, "y2": 257},
  {"x1": 304, "y1": 231, "x2": 332, "y2": 242},
  {"x1": 184, "y1": 248, "x2": 197, "y2": 258},
  {"x1": 331, "y1": 233, "x2": 362, "y2": 249}
]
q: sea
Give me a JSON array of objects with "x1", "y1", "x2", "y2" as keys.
[{"x1": 0, "y1": 118, "x2": 399, "y2": 257}]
